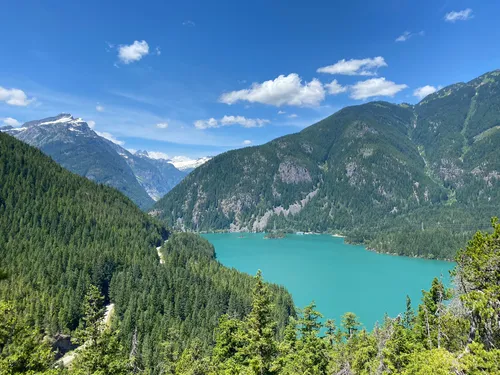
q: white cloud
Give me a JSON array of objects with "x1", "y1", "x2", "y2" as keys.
[
  {"x1": 221, "y1": 115, "x2": 269, "y2": 127},
  {"x1": 243, "y1": 140, "x2": 252, "y2": 145},
  {"x1": 156, "y1": 122, "x2": 169, "y2": 129},
  {"x1": 182, "y1": 20, "x2": 196, "y2": 27},
  {"x1": 317, "y1": 57, "x2": 387, "y2": 76},
  {"x1": 96, "y1": 131, "x2": 124, "y2": 145},
  {"x1": 155, "y1": 47, "x2": 161, "y2": 56},
  {"x1": 325, "y1": 79, "x2": 347, "y2": 95},
  {"x1": 445, "y1": 8, "x2": 473, "y2": 22},
  {"x1": 395, "y1": 30, "x2": 425, "y2": 42},
  {"x1": 87, "y1": 120, "x2": 96, "y2": 129},
  {"x1": 194, "y1": 118, "x2": 218, "y2": 129},
  {"x1": 195, "y1": 115, "x2": 270, "y2": 129},
  {"x1": 2, "y1": 117, "x2": 21, "y2": 126},
  {"x1": 350, "y1": 78, "x2": 408, "y2": 100},
  {"x1": 278, "y1": 110, "x2": 286, "y2": 115},
  {"x1": 0, "y1": 86, "x2": 34, "y2": 106},
  {"x1": 96, "y1": 105, "x2": 105, "y2": 112},
  {"x1": 118, "y1": 40, "x2": 150, "y2": 64},
  {"x1": 219, "y1": 73, "x2": 325, "y2": 107},
  {"x1": 413, "y1": 85, "x2": 438, "y2": 100},
  {"x1": 288, "y1": 114, "x2": 298, "y2": 119}
]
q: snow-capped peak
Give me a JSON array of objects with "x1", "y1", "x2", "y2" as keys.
[
  {"x1": 132, "y1": 150, "x2": 211, "y2": 171},
  {"x1": 167, "y1": 156, "x2": 211, "y2": 171},
  {"x1": 37, "y1": 114, "x2": 86, "y2": 127}
]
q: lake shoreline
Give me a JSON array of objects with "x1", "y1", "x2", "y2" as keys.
[{"x1": 197, "y1": 229, "x2": 454, "y2": 262}]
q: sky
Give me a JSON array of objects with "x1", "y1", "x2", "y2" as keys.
[{"x1": 1, "y1": 0, "x2": 499, "y2": 160}]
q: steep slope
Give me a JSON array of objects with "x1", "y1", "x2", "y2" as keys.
[
  {"x1": 154, "y1": 70, "x2": 500, "y2": 258},
  {"x1": 0, "y1": 132, "x2": 293, "y2": 371},
  {"x1": 108, "y1": 147, "x2": 187, "y2": 201},
  {"x1": 1, "y1": 114, "x2": 154, "y2": 209},
  {"x1": 1, "y1": 114, "x2": 188, "y2": 208}
]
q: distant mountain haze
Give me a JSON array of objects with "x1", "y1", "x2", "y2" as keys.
[
  {"x1": 0, "y1": 114, "x2": 211, "y2": 208},
  {"x1": 154, "y1": 70, "x2": 500, "y2": 258}
]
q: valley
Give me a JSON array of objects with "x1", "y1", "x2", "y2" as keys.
[
  {"x1": 1, "y1": 3, "x2": 500, "y2": 371},
  {"x1": 155, "y1": 70, "x2": 500, "y2": 260},
  {"x1": 0, "y1": 115, "x2": 209, "y2": 209}
]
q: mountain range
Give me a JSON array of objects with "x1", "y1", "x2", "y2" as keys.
[
  {"x1": 0, "y1": 114, "x2": 210, "y2": 209},
  {"x1": 154, "y1": 69, "x2": 500, "y2": 258}
]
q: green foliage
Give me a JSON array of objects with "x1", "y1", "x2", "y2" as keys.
[
  {"x1": 454, "y1": 217, "x2": 500, "y2": 349},
  {"x1": 2, "y1": 131, "x2": 500, "y2": 374},
  {"x1": 137, "y1": 221, "x2": 500, "y2": 374},
  {"x1": 0, "y1": 301, "x2": 59, "y2": 375},
  {"x1": 0, "y1": 133, "x2": 293, "y2": 374}
]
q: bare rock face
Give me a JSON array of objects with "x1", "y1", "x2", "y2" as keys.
[
  {"x1": 438, "y1": 159, "x2": 464, "y2": 186},
  {"x1": 47, "y1": 333, "x2": 78, "y2": 359},
  {"x1": 278, "y1": 161, "x2": 312, "y2": 184}
]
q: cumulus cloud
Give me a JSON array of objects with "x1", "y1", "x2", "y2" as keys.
[
  {"x1": 413, "y1": 85, "x2": 438, "y2": 100},
  {"x1": 2, "y1": 117, "x2": 21, "y2": 126},
  {"x1": 243, "y1": 140, "x2": 252, "y2": 145},
  {"x1": 350, "y1": 78, "x2": 408, "y2": 100},
  {"x1": 317, "y1": 57, "x2": 387, "y2": 76},
  {"x1": 219, "y1": 73, "x2": 325, "y2": 107},
  {"x1": 96, "y1": 131, "x2": 124, "y2": 145},
  {"x1": 195, "y1": 115, "x2": 270, "y2": 129},
  {"x1": 288, "y1": 114, "x2": 298, "y2": 118},
  {"x1": 156, "y1": 122, "x2": 169, "y2": 129},
  {"x1": 395, "y1": 30, "x2": 425, "y2": 42},
  {"x1": 278, "y1": 110, "x2": 286, "y2": 115},
  {"x1": 118, "y1": 40, "x2": 150, "y2": 64},
  {"x1": 445, "y1": 9, "x2": 473, "y2": 22},
  {"x1": 96, "y1": 105, "x2": 105, "y2": 112},
  {"x1": 182, "y1": 20, "x2": 196, "y2": 27},
  {"x1": 87, "y1": 120, "x2": 96, "y2": 129},
  {"x1": 0, "y1": 86, "x2": 34, "y2": 106},
  {"x1": 194, "y1": 118, "x2": 218, "y2": 129},
  {"x1": 325, "y1": 79, "x2": 347, "y2": 95}
]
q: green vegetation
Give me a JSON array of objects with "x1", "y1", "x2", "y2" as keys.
[
  {"x1": 3, "y1": 219, "x2": 498, "y2": 374},
  {"x1": 264, "y1": 231, "x2": 286, "y2": 239},
  {"x1": 0, "y1": 131, "x2": 499, "y2": 374},
  {"x1": 154, "y1": 70, "x2": 500, "y2": 260},
  {"x1": 0, "y1": 133, "x2": 293, "y2": 373},
  {"x1": 2, "y1": 114, "x2": 188, "y2": 210}
]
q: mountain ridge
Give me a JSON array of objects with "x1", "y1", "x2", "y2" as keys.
[
  {"x1": 1, "y1": 114, "x2": 188, "y2": 208},
  {"x1": 154, "y1": 69, "x2": 500, "y2": 258}
]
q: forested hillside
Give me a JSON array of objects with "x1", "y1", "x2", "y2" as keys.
[
  {"x1": 0, "y1": 133, "x2": 293, "y2": 373},
  {"x1": 140, "y1": 222, "x2": 500, "y2": 374},
  {"x1": 154, "y1": 70, "x2": 500, "y2": 259},
  {"x1": 0, "y1": 114, "x2": 188, "y2": 209}
]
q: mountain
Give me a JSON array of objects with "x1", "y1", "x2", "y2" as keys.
[
  {"x1": 0, "y1": 114, "x2": 187, "y2": 208},
  {"x1": 111, "y1": 147, "x2": 187, "y2": 201},
  {"x1": 154, "y1": 70, "x2": 500, "y2": 258},
  {"x1": 0, "y1": 132, "x2": 293, "y2": 371},
  {"x1": 167, "y1": 155, "x2": 212, "y2": 172}
]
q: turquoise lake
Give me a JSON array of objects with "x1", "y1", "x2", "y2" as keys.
[{"x1": 202, "y1": 233, "x2": 454, "y2": 329}]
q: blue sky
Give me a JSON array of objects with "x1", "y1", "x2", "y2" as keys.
[{"x1": 1, "y1": 0, "x2": 499, "y2": 159}]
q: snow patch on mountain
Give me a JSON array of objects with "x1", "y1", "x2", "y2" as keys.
[
  {"x1": 132, "y1": 150, "x2": 211, "y2": 171},
  {"x1": 168, "y1": 156, "x2": 211, "y2": 171}
]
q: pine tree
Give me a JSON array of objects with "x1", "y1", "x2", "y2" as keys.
[{"x1": 243, "y1": 270, "x2": 277, "y2": 375}]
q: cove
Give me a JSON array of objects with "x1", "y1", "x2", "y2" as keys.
[{"x1": 202, "y1": 233, "x2": 454, "y2": 329}]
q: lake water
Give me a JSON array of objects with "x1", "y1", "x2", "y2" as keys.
[{"x1": 202, "y1": 233, "x2": 455, "y2": 329}]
